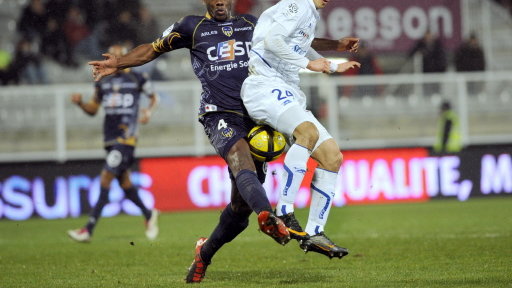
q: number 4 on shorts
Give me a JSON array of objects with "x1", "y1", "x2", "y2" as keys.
[{"x1": 218, "y1": 119, "x2": 228, "y2": 130}]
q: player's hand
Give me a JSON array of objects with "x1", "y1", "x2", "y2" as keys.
[
  {"x1": 307, "y1": 58, "x2": 331, "y2": 73},
  {"x1": 88, "y1": 53, "x2": 120, "y2": 81},
  {"x1": 139, "y1": 108, "x2": 152, "y2": 124},
  {"x1": 71, "y1": 93, "x2": 83, "y2": 105},
  {"x1": 336, "y1": 61, "x2": 361, "y2": 73},
  {"x1": 338, "y1": 37, "x2": 360, "y2": 53}
]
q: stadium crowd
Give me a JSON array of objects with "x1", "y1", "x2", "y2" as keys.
[
  {"x1": 0, "y1": 0, "x2": 498, "y2": 87},
  {"x1": 0, "y1": 0, "x2": 160, "y2": 85}
]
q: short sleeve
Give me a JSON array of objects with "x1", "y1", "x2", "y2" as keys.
[{"x1": 152, "y1": 16, "x2": 194, "y2": 53}]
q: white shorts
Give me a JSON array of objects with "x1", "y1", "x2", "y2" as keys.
[{"x1": 241, "y1": 75, "x2": 332, "y2": 151}]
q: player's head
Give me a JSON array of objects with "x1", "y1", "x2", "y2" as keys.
[
  {"x1": 203, "y1": 0, "x2": 232, "y2": 21},
  {"x1": 313, "y1": 0, "x2": 330, "y2": 9},
  {"x1": 108, "y1": 45, "x2": 128, "y2": 57},
  {"x1": 440, "y1": 100, "x2": 451, "y2": 112}
]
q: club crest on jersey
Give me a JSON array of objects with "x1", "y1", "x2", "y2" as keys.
[
  {"x1": 221, "y1": 127, "x2": 235, "y2": 138},
  {"x1": 222, "y1": 26, "x2": 234, "y2": 37},
  {"x1": 288, "y1": 3, "x2": 298, "y2": 14}
]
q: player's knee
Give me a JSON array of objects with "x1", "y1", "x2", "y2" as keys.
[
  {"x1": 293, "y1": 121, "x2": 319, "y2": 150},
  {"x1": 315, "y1": 143, "x2": 343, "y2": 171},
  {"x1": 334, "y1": 152, "x2": 343, "y2": 169}
]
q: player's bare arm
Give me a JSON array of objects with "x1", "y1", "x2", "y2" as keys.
[
  {"x1": 139, "y1": 93, "x2": 159, "y2": 124},
  {"x1": 312, "y1": 37, "x2": 360, "y2": 52},
  {"x1": 71, "y1": 92, "x2": 100, "y2": 116},
  {"x1": 88, "y1": 44, "x2": 162, "y2": 81}
]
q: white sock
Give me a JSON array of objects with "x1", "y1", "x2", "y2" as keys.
[
  {"x1": 305, "y1": 168, "x2": 339, "y2": 235},
  {"x1": 275, "y1": 144, "x2": 310, "y2": 216}
]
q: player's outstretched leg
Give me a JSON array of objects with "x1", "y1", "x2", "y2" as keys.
[
  {"x1": 300, "y1": 232, "x2": 349, "y2": 259},
  {"x1": 185, "y1": 203, "x2": 250, "y2": 283},
  {"x1": 257, "y1": 211, "x2": 290, "y2": 245},
  {"x1": 185, "y1": 237, "x2": 209, "y2": 283},
  {"x1": 303, "y1": 167, "x2": 348, "y2": 259},
  {"x1": 67, "y1": 186, "x2": 110, "y2": 243}
]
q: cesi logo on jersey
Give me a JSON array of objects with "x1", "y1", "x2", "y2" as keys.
[{"x1": 207, "y1": 40, "x2": 252, "y2": 62}]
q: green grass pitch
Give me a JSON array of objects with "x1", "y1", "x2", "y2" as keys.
[{"x1": 1, "y1": 198, "x2": 511, "y2": 287}]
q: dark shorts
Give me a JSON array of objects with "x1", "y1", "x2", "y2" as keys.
[
  {"x1": 199, "y1": 112, "x2": 257, "y2": 160},
  {"x1": 103, "y1": 144, "x2": 135, "y2": 176}
]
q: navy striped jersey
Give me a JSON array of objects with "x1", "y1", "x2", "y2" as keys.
[
  {"x1": 152, "y1": 13, "x2": 257, "y2": 115},
  {"x1": 94, "y1": 71, "x2": 153, "y2": 146}
]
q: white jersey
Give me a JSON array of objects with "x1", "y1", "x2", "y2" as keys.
[{"x1": 248, "y1": 0, "x2": 319, "y2": 86}]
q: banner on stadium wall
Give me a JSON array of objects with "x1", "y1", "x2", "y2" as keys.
[
  {"x1": 1, "y1": 146, "x2": 511, "y2": 220},
  {"x1": 316, "y1": 0, "x2": 462, "y2": 52}
]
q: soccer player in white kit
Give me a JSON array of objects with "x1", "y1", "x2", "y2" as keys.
[{"x1": 241, "y1": 0, "x2": 360, "y2": 258}]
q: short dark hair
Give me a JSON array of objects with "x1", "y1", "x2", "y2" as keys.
[{"x1": 441, "y1": 101, "x2": 451, "y2": 110}]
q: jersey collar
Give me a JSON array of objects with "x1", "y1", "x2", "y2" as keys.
[{"x1": 205, "y1": 12, "x2": 233, "y2": 21}]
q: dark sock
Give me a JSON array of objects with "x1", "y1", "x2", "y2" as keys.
[
  {"x1": 85, "y1": 187, "x2": 110, "y2": 235},
  {"x1": 200, "y1": 204, "x2": 250, "y2": 264},
  {"x1": 124, "y1": 187, "x2": 151, "y2": 220},
  {"x1": 234, "y1": 169, "x2": 272, "y2": 214}
]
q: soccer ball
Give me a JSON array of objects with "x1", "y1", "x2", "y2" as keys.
[{"x1": 247, "y1": 125, "x2": 286, "y2": 162}]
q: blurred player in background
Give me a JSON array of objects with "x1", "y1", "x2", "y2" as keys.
[
  {"x1": 88, "y1": 0, "x2": 358, "y2": 282},
  {"x1": 241, "y1": 0, "x2": 360, "y2": 259},
  {"x1": 67, "y1": 45, "x2": 159, "y2": 243}
]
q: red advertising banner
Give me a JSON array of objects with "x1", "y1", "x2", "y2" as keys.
[
  {"x1": 315, "y1": 0, "x2": 462, "y2": 52},
  {"x1": 140, "y1": 147, "x2": 430, "y2": 212}
]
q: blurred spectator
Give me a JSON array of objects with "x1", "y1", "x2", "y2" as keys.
[
  {"x1": 137, "y1": 6, "x2": 160, "y2": 44},
  {"x1": 433, "y1": 101, "x2": 462, "y2": 153},
  {"x1": 63, "y1": 6, "x2": 91, "y2": 50},
  {"x1": 45, "y1": 0, "x2": 71, "y2": 25},
  {"x1": 62, "y1": 6, "x2": 91, "y2": 66},
  {"x1": 2, "y1": 38, "x2": 47, "y2": 85},
  {"x1": 455, "y1": 33, "x2": 486, "y2": 95},
  {"x1": 102, "y1": 10, "x2": 139, "y2": 49},
  {"x1": 343, "y1": 41, "x2": 382, "y2": 97},
  {"x1": 42, "y1": 17, "x2": 74, "y2": 66},
  {"x1": 408, "y1": 31, "x2": 447, "y2": 96},
  {"x1": 77, "y1": 0, "x2": 103, "y2": 29},
  {"x1": 17, "y1": 0, "x2": 47, "y2": 40}
]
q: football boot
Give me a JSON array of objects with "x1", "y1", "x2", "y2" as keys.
[
  {"x1": 185, "y1": 237, "x2": 210, "y2": 283},
  {"x1": 257, "y1": 211, "x2": 291, "y2": 245},
  {"x1": 300, "y1": 232, "x2": 349, "y2": 259}
]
